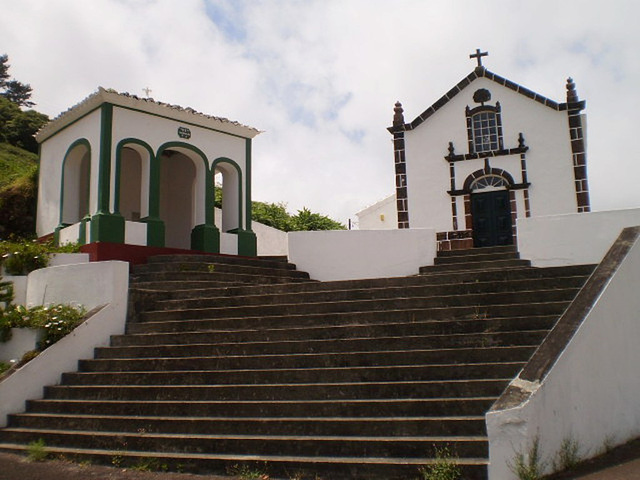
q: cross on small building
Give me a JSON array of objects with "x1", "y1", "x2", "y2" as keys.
[
  {"x1": 142, "y1": 87, "x2": 152, "y2": 98},
  {"x1": 470, "y1": 48, "x2": 488, "y2": 67}
]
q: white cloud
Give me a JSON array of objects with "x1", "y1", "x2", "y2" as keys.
[{"x1": 1, "y1": 0, "x2": 639, "y2": 224}]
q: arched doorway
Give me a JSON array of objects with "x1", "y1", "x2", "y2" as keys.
[
  {"x1": 61, "y1": 141, "x2": 91, "y2": 226},
  {"x1": 469, "y1": 174, "x2": 513, "y2": 247}
]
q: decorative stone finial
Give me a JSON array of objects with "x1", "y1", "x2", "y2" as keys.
[
  {"x1": 448, "y1": 142, "x2": 455, "y2": 156},
  {"x1": 566, "y1": 77, "x2": 579, "y2": 103},
  {"x1": 393, "y1": 101, "x2": 405, "y2": 126},
  {"x1": 518, "y1": 132, "x2": 526, "y2": 148}
]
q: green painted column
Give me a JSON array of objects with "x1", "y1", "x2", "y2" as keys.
[
  {"x1": 240, "y1": 138, "x2": 257, "y2": 256},
  {"x1": 90, "y1": 103, "x2": 125, "y2": 243}
]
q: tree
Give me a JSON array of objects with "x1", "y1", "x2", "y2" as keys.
[
  {"x1": 0, "y1": 55, "x2": 34, "y2": 108},
  {"x1": 290, "y1": 207, "x2": 346, "y2": 231},
  {"x1": 0, "y1": 97, "x2": 48, "y2": 153}
]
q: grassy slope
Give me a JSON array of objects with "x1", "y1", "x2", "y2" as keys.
[{"x1": 0, "y1": 142, "x2": 38, "y2": 190}]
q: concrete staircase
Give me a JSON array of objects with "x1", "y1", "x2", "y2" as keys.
[{"x1": 0, "y1": 247, "x2": 596, "y2": 479}]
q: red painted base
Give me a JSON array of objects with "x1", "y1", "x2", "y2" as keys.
[{"x1": 79, "y1": 242, "x2": 241, "y2": 265}]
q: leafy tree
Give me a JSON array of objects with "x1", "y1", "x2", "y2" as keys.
[
  {"x1": 290, "y1": 207, "x2": 346, "y2": 231},
  {"x1": 0, "y1": 55, "x2": 34, "y2": 108},
  {"x1": 252, "y1": 201, "x2": 292, "y2": 231}
]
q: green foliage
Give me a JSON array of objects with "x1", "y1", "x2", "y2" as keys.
[
  {"x1": 251, "y1": 201, "x2": 345, "y2": 232},
  {"x1": 0, "y1": 274, "x2": 13, "y2": 307},
  {"x1": 418, "y1": 447, "x2": 461, "y2": 480},
  {"x1": 0, "y1": 142, "x2": 38, "y2": 190},
  {"x1": 0, "y1": 361, "x2": 10, "y2": 375},
  {"x1": 0, "y1": 54, "x2": 34, "y2": 108},
  {"x1": 0, "y1": 164, "x2": 39, "y2": 238},
  {"x1": 0, "y1": 303, "x2": 87, "y2": 349},
  {"x1": 27, "y1": 438, "x2": 48, "y2": 462},
  {"x1": 553, "y1": 435, "x2": 583, "y2": 472},
  {"x1": 508, "y1": 437, "x2": 547, "y2": 480},
  {"x1": 0, "y1": 238, "x2": 81, "y2": 275},
  {"x1": 227, "y1": 463, "x2": 270, "y2": 479}
]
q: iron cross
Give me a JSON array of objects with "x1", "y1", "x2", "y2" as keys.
[
  {"x1": 142, "y1": 87, "x2": 152, "y2": 98},
  {"x1": 470, "y1": 49, "x2": 488, "y2": 67}
]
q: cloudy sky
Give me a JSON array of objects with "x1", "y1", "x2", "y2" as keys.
[{"x1": 1, "y1": 0, "x2": 639, "y2": 225}]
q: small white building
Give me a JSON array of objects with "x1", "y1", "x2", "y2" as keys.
[
  {"x1": 376, "y1": 51, "x2": 590, "y2": 251},
  {"x1": 354, "y1": 194, "x2": 397, "y2": 230},
  {"x1": 36, "y1": 87, "x2": 260, "y2": 257}
]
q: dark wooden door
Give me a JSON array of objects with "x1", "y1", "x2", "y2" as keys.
[{"x1": 471, "y1": 190, "x2": 513, "y2": 247}]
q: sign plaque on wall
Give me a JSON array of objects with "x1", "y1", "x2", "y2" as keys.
[{"x1": 178, "y1": 127, "x2": 191, "y2": 139}]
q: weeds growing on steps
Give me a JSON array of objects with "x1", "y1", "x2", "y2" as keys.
[{"x1": 418, "y1": 447, "x2": 462, "y2": 480}]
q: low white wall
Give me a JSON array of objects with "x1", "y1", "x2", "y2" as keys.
[
  {"x1": 254, "y1": 222, "x2": 288, "y2": 256},
  {"x1": 220, "y1": 232, "x2": 238, "y2": 255},
  {"x1": 288, "y1": 228, "x2": 436, "y2": 281},
  {"x1": 0, "y1": 261, "x2": 129, "y2": 427},
  {"x1": 0, "y1": 329, "x2": 42, "y2": 363},
  {"x1": 58, "y1": 222, "x2": 82, "y2": 245},
  {"x1": 518, "y1": 208, "x2": 640, "y2": 266},
  {"x1": 487, "y1": 232, "x2": 640, "y2": 479},
  {"x1": 125, "y1": 220, "x2": 147, "y2": 246},
  {"x1": 49, "y1": 252, "x2": 90, "y2": 266},
  {"x1": 2, "y1": 275, "x2": 27, "y2": 306}
]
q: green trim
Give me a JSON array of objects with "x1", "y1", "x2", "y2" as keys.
[
  {"x1": 90, "y1": 212, "x2": 125, "y2": 243},
  {"x1": 141, "y1": 216, "x2": 165, "y2": 247},
  {"x1": 59, "y1": 139, "x2": 92, "y2": 227},
  {"x1": 191, "y1": 224, "x2": 220, "y2": 253},
  {"x1": 211, "y1": 157, "x2": 243, "y2": 232},
  {"x1": 245, "y1": 139, "x2": 253, "y2": 231},
  {"x1": 114, "y1": 138, "x2": 155, "y2": 214},
  {"x1": 97, "y1": 103, "x2": 113, "y2": 213},
  {"x1": 114, "y1": 104, "x2": 254, "y2": 140},
  {"x1": 153, "y1": 142, "x2": 213, "y2": 224},
  {"x1": 236, "y1": 229, "x2": 257, "y2": 257}
]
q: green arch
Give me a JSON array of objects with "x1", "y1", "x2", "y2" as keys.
[
  {"x1": 151, "y1": 142, "x2": 213, "y2": 223},
  {"x1": 114, "y1": 138, "x2": 155, "y2": 215},
  {"x1": 58, "y1": 138, "x2": 92, "y2": 227},
  {"x1": 211, "y1": 157, "x2": 244, "y2": 231}
]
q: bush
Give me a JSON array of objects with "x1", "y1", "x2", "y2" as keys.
[
  {"x1": 0, "y1": 238, "x2": 81, "y2": 275},
  {"x1": 0, "y1": 303, "x2": 86, "y2": 349}
]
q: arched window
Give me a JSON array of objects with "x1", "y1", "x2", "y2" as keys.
[{"x1": 470, "y1": 174, "x2": 508, "y2": 191}]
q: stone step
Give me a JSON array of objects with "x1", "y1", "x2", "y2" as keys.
[
  {"x1": 79, "y1": 346, "x2": 537, "y2": 372},
  {"x1": 42, "y1": 379, "x2": 510, "y2": 401},
  {"x1": 0, "y1": 442, "x2": 489, "y2": 479},
  {"x1": 132, "y1": 261, "x2": 310, "y2": 279},
  {"x1": 25, "y1": 397, "x2": 497, "y2": 418},
  {"x1": 64, "y1": 362, "x2": 525, "y2": 385},
  {"x1": 131, "y1": 303, "x2": 569, "y2": 333},
  {"x1": 434, "y1": 250, "x2": 520, "y2": 264},
  {"x1": 139, "y1": 289, "x2": 577, "y2": 322},
  {"x1": 95, "y1": 330, "x2": 548, "y2": 359},
  {"x1": 148, "y1": 276, "x2": 588, "y2": 311},
  {"x1": 146, "y1": 254, "x2": 298, "y2": 271},
  {"x1": 437, "y1": 245, "x2": 517, "y2": 256},
  {"x1": 119, "y1": 315, "x2": 558, "y2": 345},
  {"x1": 420, "y1": 258, "x2": 532, "y2": 273},
  {"x1": 130, "y1": 270, "x2": 313, "y2": 285},
  {"x1": 8, "y1": 413, "x2": 487, "y2": 437},
  {"x1": 0, "y1": 428, "x2": 489, "y2": 459}
]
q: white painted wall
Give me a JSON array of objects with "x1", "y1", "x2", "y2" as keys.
[
  {"x1": 404, "y1": 77, "x2": 577, "y2": 232},
  {"x1": 37, "y1": 109, "x2": 101, "y2": 237},
  {"x1": 518, "y1": 208, "x2": 640, "y2": 266},
  {"x1": 253, "y1": 221, "x2": 288, "y2": 256},
  {"x1": 288, "y1": 229, "x2": 436, "y2": 281},
  {"x1": 124, "y1": 220, "x2": 148, "y2": 246},
  {"x1": 356, "y1": 194, "x2": 397, "y2": 230},
  {"x1": 0, "y1": 261, "x2": 129, "y2": 427},
  {"x1": 1, "y1": 276, "x2": 27, "y2": 306},
  {"x1": 0, "y1": 329, "x2": 42, "y2": 363},
  {"x1": 487, "y1": 231, "x2": 640, "y2": 479},
  {"x1": 220, "y1": 232, "x2": 238, "y2": 255}
]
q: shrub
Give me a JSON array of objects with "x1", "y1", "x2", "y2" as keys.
[
  {"x1": 0, "y1": 238, "x2": 81, "y2": 275},
  {"x1": 419, "y1": 447, "x2": 461, "y2": 480},
  {"x1": 0, "y1": 303, "x2": 86, "y2": 349}
]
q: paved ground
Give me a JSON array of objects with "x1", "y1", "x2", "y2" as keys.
[{"x1": 0, "y1": 439, "x2": 639, "y2": 479}]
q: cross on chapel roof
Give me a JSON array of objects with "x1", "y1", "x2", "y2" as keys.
[{"x1": 470, "y1": 48, "x2": 488, "y2": 68}]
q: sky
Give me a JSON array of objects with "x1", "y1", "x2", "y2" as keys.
[{"x1": 1, "y1": 0, "x2": 639, "y2": 225}]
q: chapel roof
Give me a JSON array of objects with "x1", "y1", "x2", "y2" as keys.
[
  {"x1": 36, "y1": 87, "x2": 262, "y2": 142},
  {"x1": 389, "y1": 66, "x2": 584, "y2": 133}
]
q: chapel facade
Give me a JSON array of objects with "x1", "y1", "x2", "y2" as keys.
[
  {"x1": 35, "y1": 87, "x2": 260, "y2": 257},
  {"x1": 388, "y1": 50, "x2": 590, "y2": 250}
]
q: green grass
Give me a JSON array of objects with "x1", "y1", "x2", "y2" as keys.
[{"x1": 0, "y1": 142, "x2": 37, "y2": 190}]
